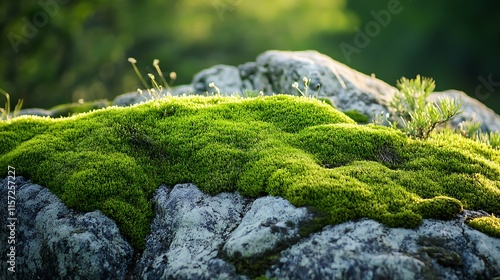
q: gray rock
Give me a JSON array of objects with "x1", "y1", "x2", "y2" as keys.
[
  {"x1": 112, "y1": 50, "x2": 500, "y2": 132},
  {"x1": 266, "y1": 219, "x2": 500, "y2": 280},
  {"x1": 430, "y1": 90, "x2": 500, "y2": 133},
  {"x1": 2, "y1": 178, "x2": 499, "y2": 279},
  {"x1": 191, "y1": 65, "x2": 244, "y2": 95},
  {"x1": 254, "y1": 50, "x2": 396, "y2": 117},
  {"x1": 223, "y1": 196, "x2": 312, "y2": 259},
  {"x1": 0, "y1": 176, "x2": 133, "y2": 280},
  {"x1": 134, "y1": 184, "x2": 249, "y2": 280},
  {"x1": 16, "y1": 108, "x2": 53, "y2": 117},
  {"x1": 112, "y1": 91, "x2": 151, "y2": 106}
]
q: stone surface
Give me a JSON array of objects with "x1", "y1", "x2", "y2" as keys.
[
  {"x1": 112, "y1": 50, "x2": 500, "y2": 132},
  {"x1": 17, "y1": 108, "x2": 53, "y2": 117},
  {"x1": 223, "y1": 196, "x2": 312, "y2": 259},
  {"x1": 191, "y1": 64, "x2": 243, "y2": 95},
  {"x1": 267, "y1": 219, "x2": 500, "y2": 280},
  {"x1": 134, "y1": 184, "x2": 249, "y2": 280},
  {"x1": 2, "y1": 178, "x2": 500, "y2": 279},
  {"x1": 0, "y1": 176, "x2": 133, "y2": 280}
]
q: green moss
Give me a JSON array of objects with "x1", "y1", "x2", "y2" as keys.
[
  {"x1": 342, "y1": 109, "x2": 369, "y2": 124},
  {"x1": 1, "y1": 95, "x2": 500, "y2": 251},
  {"x1": 318, "y1": 97, "x2": 334, "y2": 107},
  {"x1": 49, "y1": 99, "x2": 110, "y2": 117},
  {"x1": 467, "y1": 215, "x2": 500, "y2": 238},
  {"x1": 415, "y1": 196, "x2": 463, "y2": 220}
]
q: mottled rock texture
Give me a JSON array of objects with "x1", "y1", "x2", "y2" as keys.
[
  {"x1": 0, "y1": 177, "x2": 133, "y2": 280},
  {"x1": 2, "y1": 179, "x2": 499, "y2": 279}
]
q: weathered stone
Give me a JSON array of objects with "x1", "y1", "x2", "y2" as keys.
[
  {"x1": 112, "y1": 91, "x2": 150, "y2": 107},
  {"x1": 191, "y1": 65, "x2": 243, "y2": 95},
  {"x1": 2, "y1": 178, "x2": 499, "y2": 279},
  {"x1": 17, "y1": 108, "x2": 53, "y2": 117},
  {"x1": 0, "y1": 177, "x2": 133, "y2": 280},
  {"x1": 112, "y1": 50, "x2": 500, "y2": 132},
  {"x1": 223, "y1": 196, "x2": 312, "y2": 259},
  {"x1": 254, "y1": 50, "x2": 396, "y2": 115},
  {"x1": 134, "y1": 184, "x2": 249, "y2": 280},
  {"x1": 266, "y1": 219, "x2": 500, "y2": 280}
]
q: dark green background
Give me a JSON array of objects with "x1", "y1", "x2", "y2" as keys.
[{"x1": 1, "y1": 0, "x2": 499, "y2": 113}]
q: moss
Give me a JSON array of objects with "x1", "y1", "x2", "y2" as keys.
[
  {"x1": 342, "y1": 109, "x2": 369, "y2": 124},
  {"x1": 49, "y1": 99, "x2": 110, "y2": 117},
  {"x1": 415, "y1": 196, "x2": 463, "y2": 220},
  {"x1": 467, "y1": 215, "x2": 500, "y2": 238},
  {"x1": 1, "y1": 95, "x2": 500, "y2": 251},
  {"x1": 318, "y1": 97, "x2": 334, "y2": 107}
]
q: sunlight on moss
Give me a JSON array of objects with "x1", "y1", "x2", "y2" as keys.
[{"x1": 1, "y1": 95, "x2": 499, "y2": 250}]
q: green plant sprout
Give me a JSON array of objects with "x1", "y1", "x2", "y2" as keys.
[
  {"x1": 388, "y1": 75, "x2": 462, "y2": 139},
  {"x1": 0, "y1": 88, "x2": 23, "y2": 121},
  {"x1": 153, "y1": 59, "x2": 177, "y2": 90},
  {"x1": 128, "y1": 58, "x2": 177, "y2": 102},
  {"x1": 459, "y1": 119, "x2": 500, "y2": 149}
]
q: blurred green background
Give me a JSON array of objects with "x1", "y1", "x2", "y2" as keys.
[{"x1": 1, "y1": 0, "x2": 499, "y2": 113}]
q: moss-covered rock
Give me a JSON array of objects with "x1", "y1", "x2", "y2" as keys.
[
  {"x1": 467, "y1": 215, "x2": 500, "y2": 238},
  {"x1": 1, "y1": 95, "x2": 499, "y2": 250}
]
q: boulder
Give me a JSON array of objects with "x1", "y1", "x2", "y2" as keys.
[
  {"x1": 0, "y1": 177, "x2": 133, "y2": 280},
  {"x1": 3, "y1": 178, "x2": 499, "y2": 279},
  {"x1": 112, "y1": 50, "x2": 500, "y2": 132},
  {"x1": 16, "y1": 108, "x2": 53, "y2": 117},
  {"x1": 267, "y1": 218, "x2": 500, "y2": 280},
  {"x1": 192, "y1": 65, "x2": 243, "y2": 95},
  {"x1": 134, "y1": 184, "x2": 249, "y2": 279}
]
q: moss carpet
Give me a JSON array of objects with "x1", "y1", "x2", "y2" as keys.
[{"x1": 1, "y1": 95, "x2": 499, "y2": 250}]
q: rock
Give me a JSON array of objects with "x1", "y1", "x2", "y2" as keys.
[
  {"x1": 191, "y1": 65, "x2": 244, "y2": 95},
  {"x1": 253, "y1": 51, "x2": 396, "y2": 116},
  {"x1": 16, "y1": 108, "x2": 53, "y2": 117},
  {"x1": 0, "y1": 177, "x2": 133, "y2": 280},
  {"x1": 191, "y1": 51, "x2": 395, "y2": 120},
  {"x1": 134, "y1": 184, "x2": 249, "y2": 280},
  {"x1": 112, "y1": 91, "x2": 157, "y2": 107},
  {"x1": 112, "y1": 50, "x2": 500, "y2": 132},
  {"x1": 2, "y1": 179, "x2": 499, "y2": 279},
  {"x1": 223, "y1": 196, "x2": 312, "y2": 259},
  {"x1": 430, "y1": 90, "x2": 500, "y2": 133},
  {"x1": 267, "y1": 219, "x2": 500, "y2": 280}
]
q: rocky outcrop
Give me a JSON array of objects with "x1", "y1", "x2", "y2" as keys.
[
  {"x1": 2, "y1": 178, "x2": 499, "y2": 279},
  {"x1": 112, "y1": 50, "x2": 500, "y2": 132},
  {"x1": 0, "y1": 176, "x2": 133, "y2": 280},
  {"x1": 267, "y1": 218, "x2": 500, "y2": 280},
  {"x1": 134, "y1": 184, "x2": 248, "y2": 279}
]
